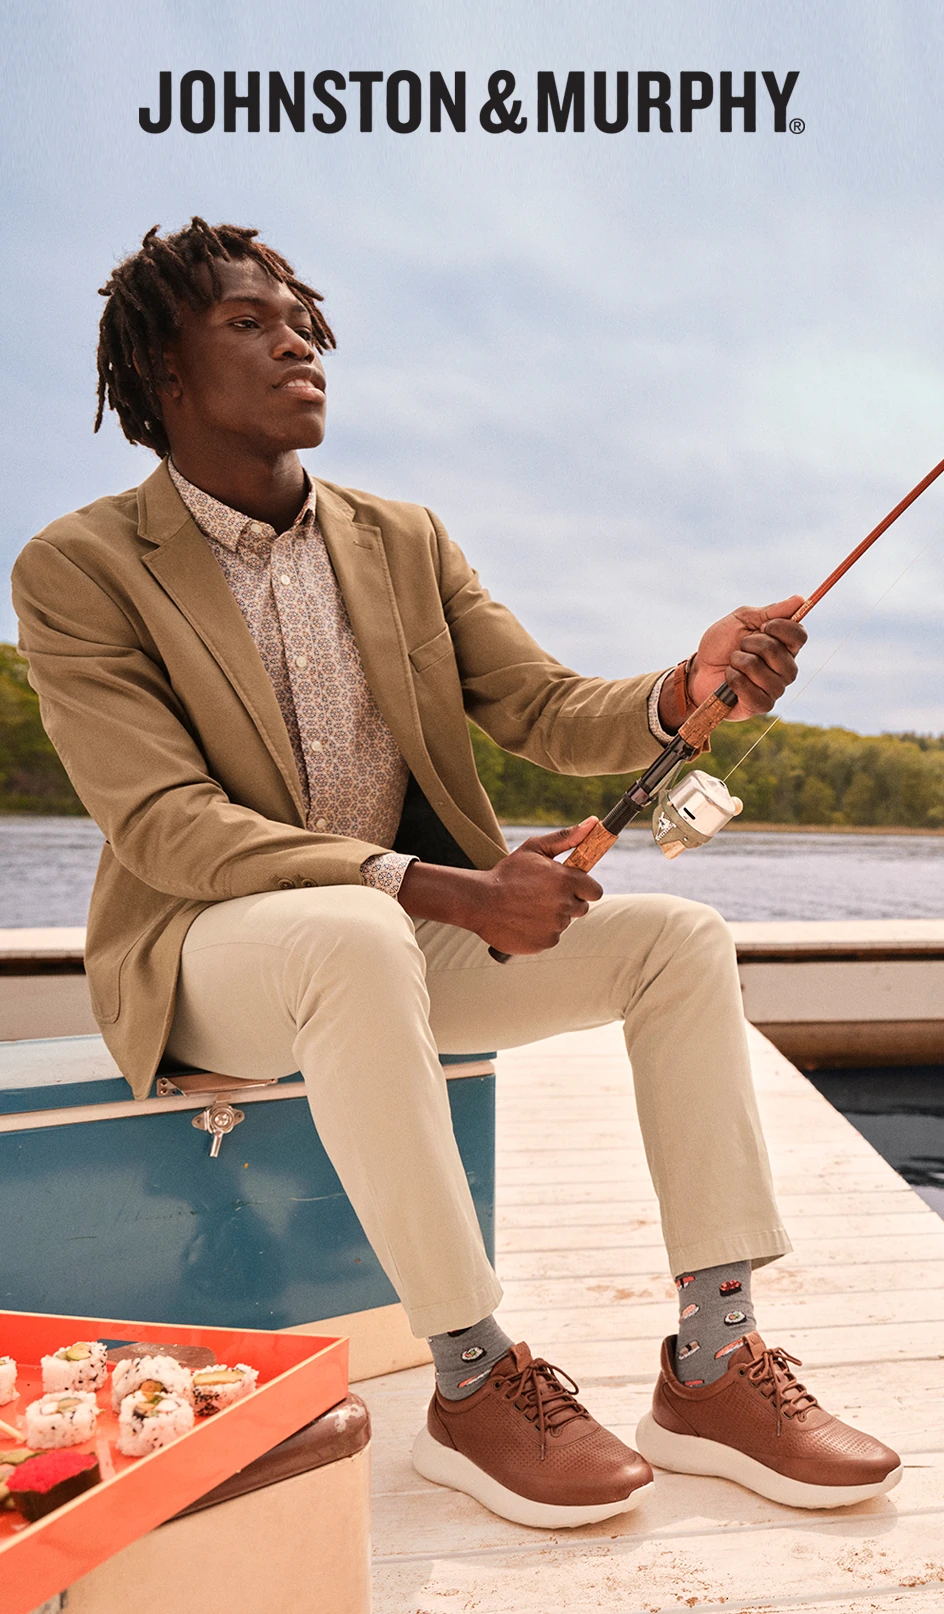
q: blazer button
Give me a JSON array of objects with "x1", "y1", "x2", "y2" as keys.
[
  {"x1": 277, "y1": 878, "x2": 295, "y2": 890},
  {"x1": 301, "y1": 878, "x2": 316, "y2": 888}
]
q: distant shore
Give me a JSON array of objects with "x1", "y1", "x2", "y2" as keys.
[
  {"x1": 500, "y1": 819, "x2": 944, "y2": 837},
  {"x1": 689, "y1": 820, "x2": 944, "y2": 838},
  {"x1": 0, "y1": 809, "x2": 88, "y2": 818}
]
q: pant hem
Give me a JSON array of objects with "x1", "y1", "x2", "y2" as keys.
[
  {"x1": 666, "y1": 1226, "x2": 793, "y2": 1278},
  {"x1": 407, "y1": 1277, "x2": 505, "y2": 1340}
]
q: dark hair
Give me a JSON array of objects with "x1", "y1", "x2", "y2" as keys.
[{"x1": 94, "y1": 216, "x2": 335, "y2": 456}]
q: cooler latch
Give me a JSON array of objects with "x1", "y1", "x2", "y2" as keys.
[
  {"x1": 191, "y1": 1100, "x2": 244, "y2": 1157},
  {"x1": 157, "y1": 1072, "x2": 279, "y2": 1158}
]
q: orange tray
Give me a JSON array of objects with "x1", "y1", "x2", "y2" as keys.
[{"x1": 0, "y1": 1307, "x2": 347, "y2": 1614}]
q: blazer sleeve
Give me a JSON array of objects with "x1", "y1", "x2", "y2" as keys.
[
  {"x1": 11, "y1": 539, "x2": 390, "y2": 900},
  {"x1": 427, "y1": 511, "x2": 669, "y2": 777}
]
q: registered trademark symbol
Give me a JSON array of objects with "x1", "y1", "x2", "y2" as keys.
[{"x1": 789, "y1": 117, "x2": 805, "y2": 133}]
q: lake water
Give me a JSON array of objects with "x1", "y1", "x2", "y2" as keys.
[
  {"x1": 808, "y1": 1067, "x2": 944, "y2": 1221},
  {"x1": 507, "y1": 824, "x2": 944, "y2": 921},
  {"x1": 1, "y1": 814, "x2": 942, "y2": 927}
]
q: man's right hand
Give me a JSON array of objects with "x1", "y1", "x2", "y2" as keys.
[{"x1": 397, "y1": 819, "x2": 604, "y2": 955}]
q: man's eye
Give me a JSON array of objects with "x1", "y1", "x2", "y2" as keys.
[{"x1": 231, "y1": 318, "x2": 258, "y2": 329}]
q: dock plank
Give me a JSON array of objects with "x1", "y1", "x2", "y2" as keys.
[
  {"x1": 497, "y1": 1209, "x2": 938, "y2": 1250},
  {"x1": 496, "y1": 1235, "x2": 944, "y2": 1281},
  {"x1": 497, "y1": 1262, "x2": 944, "y2": 1305},
  {"x1": 493, "y1": 1287, "x2": 944, "y2": 1338}
]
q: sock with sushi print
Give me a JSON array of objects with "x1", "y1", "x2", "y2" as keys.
[
  {"x1": 428, "y1": 1315, "x2": 514, "y2": 1400},
  {"x1": 673, "y1": 1260, "x2": 755, "y2": 1386}
]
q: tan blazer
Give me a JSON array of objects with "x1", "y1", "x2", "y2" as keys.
[{"x1": 12, "y1": 461, "x2": 664, "y2": 1097}]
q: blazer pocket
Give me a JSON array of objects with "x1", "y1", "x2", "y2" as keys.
[
  {"x1": 87, "y1": 925, "x2": 151, "y2": 1025},
  {"x1": 409, "y1": 624, "x2": 454, "y2": 674},
  {"x1": 87, "y1": 953, "x2": 126, "y2": 1025}
]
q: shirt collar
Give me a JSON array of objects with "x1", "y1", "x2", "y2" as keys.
[{"x1": 167, "y1": 459, "x2": 317, "y2": 552}]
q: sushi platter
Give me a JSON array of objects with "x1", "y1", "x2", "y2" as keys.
[{"x1": 0, "y1": 1307, "x2": 348, "y2": 1614}]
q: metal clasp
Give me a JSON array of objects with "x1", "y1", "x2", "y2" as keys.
[
  {"x1": 157, "y1": 1071, "x2": 278, "y2": 1158},
  {"x1": 192, "y1": 1100, "x2": 245, "y2": 1158}
]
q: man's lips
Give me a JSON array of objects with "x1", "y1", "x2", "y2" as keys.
[{"x1": 275, "y1": 377, "x2": 326, "y2": 402}]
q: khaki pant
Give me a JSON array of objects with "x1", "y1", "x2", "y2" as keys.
[{"x1": 166, "y1": 888, "x2": 790, "y2": 1338}]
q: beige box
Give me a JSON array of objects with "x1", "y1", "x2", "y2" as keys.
[{"x1": 63, "y1": 1397, "x2": 372, "y2": 1614}]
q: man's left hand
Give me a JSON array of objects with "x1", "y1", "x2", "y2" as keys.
[{"x1": 685, "y1": 595, "x2": 808, "y2": 721}]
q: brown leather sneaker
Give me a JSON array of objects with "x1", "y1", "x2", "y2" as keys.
[
  {"x1": 636, "y1": 1332, "x2": 902, "y2": 1509},
  {"x1": 412, "y1": 1342, "x2": 654, "y2": 1528}
]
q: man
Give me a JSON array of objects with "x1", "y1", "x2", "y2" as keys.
[{"x1": 13, "y1": 219, "x2": 900, "y2": 1528}]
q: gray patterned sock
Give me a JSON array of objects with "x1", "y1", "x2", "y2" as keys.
[
  {"x1": 673, "y1": 1260, "x2": 755, "y2": 1385},
  {"x1": 428, "y1": 1315, "x2": 514, "y2": 1400}
]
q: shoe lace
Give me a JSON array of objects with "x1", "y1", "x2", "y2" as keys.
[
  {"x1": 741, "y1": 1345, "x2": 820, "y2": 1436},
  {"x1": 493, "y1": 1357, "x2": 591, "y2": 1460}
]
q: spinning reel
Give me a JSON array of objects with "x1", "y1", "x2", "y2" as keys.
[{"x1": 651, "y1": 769, "x2": 743, "y2": 860}]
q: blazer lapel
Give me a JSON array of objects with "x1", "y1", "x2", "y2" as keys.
[
  {"x1": 136, "y1": 462, "x2": 306, "y2": 822},
  {"x1": 315, "y1": 482, "x2": 431, "y2": 775}
]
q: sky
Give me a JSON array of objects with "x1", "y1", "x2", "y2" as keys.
[{"x1": 3, "y1": 0, "x2": 943, "y2": 735}]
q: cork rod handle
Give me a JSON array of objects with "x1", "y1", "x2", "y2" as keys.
[
  {"x1": 487, "y1": 820, "x2": 620, "y2": 962},
  {"x1": 563, "y1": 819, "x2": 619, "y2": 872}
]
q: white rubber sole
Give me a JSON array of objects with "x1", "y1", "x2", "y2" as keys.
[
  {"x1": 635, "y1": 1412, "x2": 903, "y2": 1510},
  {"x1": 411, "y1": 1424, "x2": 655, "y2": 1529}
]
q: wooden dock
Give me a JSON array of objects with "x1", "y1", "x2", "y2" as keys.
[{"x1": 363, "y1": 1021, "x2": 944, "y2": 1613}]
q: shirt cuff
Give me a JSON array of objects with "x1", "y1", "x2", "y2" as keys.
[
  {"x1": 647, "y1": 669, "x2": 676, "y2": 745},
  {"x1": 360, "y1": 851, "x2": 417, "y2": 898}
]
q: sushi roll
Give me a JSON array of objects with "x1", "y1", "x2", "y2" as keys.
[
  {"x1": 41, "y1": 1341, "x2": 107, "y2": 1394},
  {"x1": 25, "y1": 1392, "x2": 98, "y2": 1449},
  {"x1": 110, "y1": 1353, "x2": 193, "y2": 1412},
  {"x1": 0, "y1": 1357, "x2": 17, "y2": 1405},
  {"x1": 192, "y1": 1364, "x2": 258, "y2": 1416},
  {"x1": 117, "y1": 1390, "x2": 194, "y2": 1457},
  {"x1": 8, "y1": 1451, "x2": 100, "y2": 1521},
  {"x1": 0, "y1": 1449, "x2": 37, "y2": 1510}
]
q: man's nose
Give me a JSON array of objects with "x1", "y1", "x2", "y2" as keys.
[{"x1": 275, "y1": 325, "x2": 315, "y2": 360}]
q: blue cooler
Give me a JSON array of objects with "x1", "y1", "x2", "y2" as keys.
[{"x1": 0, "y1": 1037, "x2": 495, "y2": 1379}]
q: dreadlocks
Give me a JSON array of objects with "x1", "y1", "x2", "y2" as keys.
[{"x1": 94, "y1": 217, "x2": 336, "y2": 457}]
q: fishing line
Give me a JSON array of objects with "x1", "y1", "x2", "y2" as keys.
[{"x1": 723, "y1": 522, "x2": 944, "y2": 784}]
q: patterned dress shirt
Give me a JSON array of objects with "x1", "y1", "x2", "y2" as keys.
[{"x1": 168, "y1": 461, "x2": 413, "y2": 897}]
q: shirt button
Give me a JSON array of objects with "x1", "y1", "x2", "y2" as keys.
[
  {"x1": 309, "y1": 739, "x2": 323, "y2": 752},
  {"x1": 280, "y1": 573, "x2": 292, "y2": 586},
  {"x1": 294, "y1": 654, "x2": 308, "y2": 670},
  {"x1": 315, "y1": 817, "x2": 328, "y2": 830},
  {"x1": 249, "y1": 521, "x2": 267, "y2": 536}
]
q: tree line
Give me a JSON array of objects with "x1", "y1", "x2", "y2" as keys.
[
  {"x1": 2, "y1": 641, "x2": 942, "y2": 828},
  {"x1": 470, "y1": 710, "x2": 944, "y2": 830}
]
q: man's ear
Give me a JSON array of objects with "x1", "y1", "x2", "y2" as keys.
[
  {"x1": 156, "y1": 351, "x2": 183, "y2": 403},
  {"x1": 130, "y1": 348, "x2": 182, "y2": 403}
]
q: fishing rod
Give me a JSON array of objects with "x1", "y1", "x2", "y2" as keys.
[{"x1": 489, "y1": 451, "x2": 944, "y2": 962}]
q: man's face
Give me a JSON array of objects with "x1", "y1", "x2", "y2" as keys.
[{"x1": 160, "y1": 257, "x2": 327, "y2": 454}]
